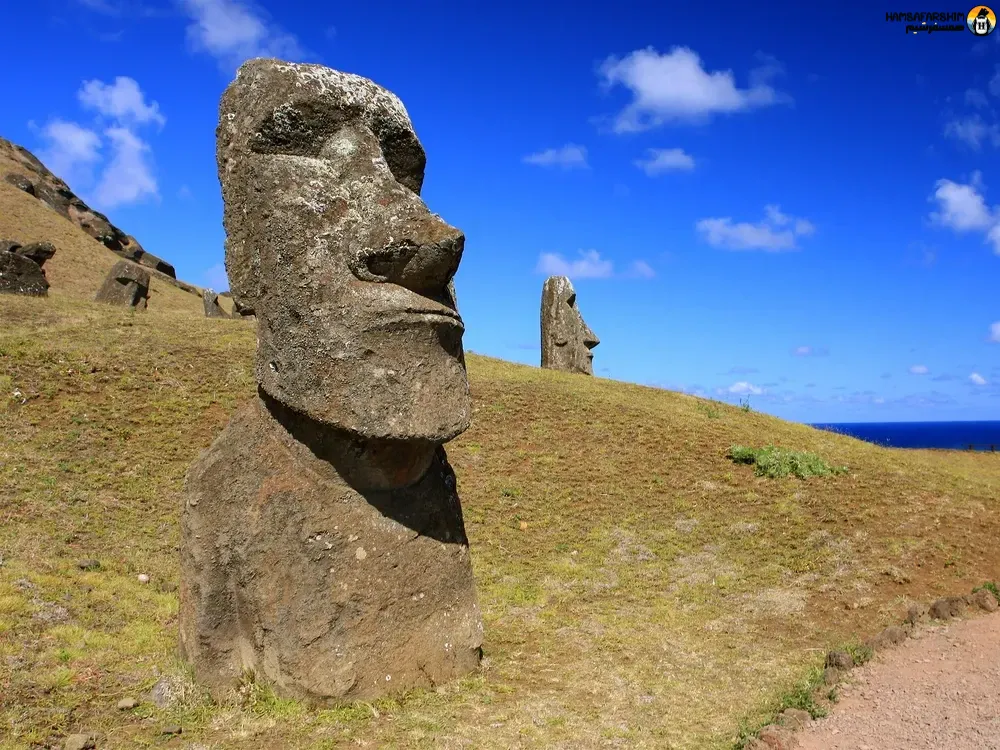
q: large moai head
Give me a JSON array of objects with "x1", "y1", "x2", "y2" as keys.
[
  {"x1": 540, "y1": 275, "x2": 599, "y2": 375},
  {"x1": 218, "y1": 59, "x2": 470, "y2": 443}
]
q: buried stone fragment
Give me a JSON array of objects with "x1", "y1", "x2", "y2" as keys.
[{"x1": 94, "y1": 260, "x2": 150, "y2": 308}]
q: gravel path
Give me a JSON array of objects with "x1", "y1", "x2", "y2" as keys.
[{"x1": 795, "y1": 611, "x2": 1000, "y2": 750}]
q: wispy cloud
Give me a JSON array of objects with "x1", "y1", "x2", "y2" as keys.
[
  {"x1": 792, "y1": 345, "x2": 829, "y2": 357},
  {"x1": 943, "y1": 114, "x2": 1000, "y2": 150},
  {"x1": 696, "y1": 204, "x2": 815, "y2": 251},
  {"x1": 35, "y1": 77, "x2": 163, "y2": 209},
  {"x1": 990, "y1": 321, "x2": 1000, "y2": 342},
  {"x1": 37, "y1": 119, "x2": 102, "y2": 185},
  {"x1": 724, "y1": 381, "x2": 764, "y2": 396},
  {"x1": 204, "y1": 263, "x2": 229, "y2": 290},
  {"x1": 970, "y1": 372, "x2": 988, "y2": 386},
  {"x1": 536, "y1": 250, "x2": 613, "y2": 279},
  {"x1": 726, "y1": 366, "x2": 759, "y2": 375},
  {"x1": 928, "y1": 172, "x2": 1000, "y2": 254},
  {"x1": 535, "y1": 250, "x2": 654, "y2": 280},
  {"x1": 634, "y1": 147, "x2": 695, "y2": 175},
  {"x1": 523, "y1": 144, "x2": 589, "y2": 169},
  {"x1": 180, "y1": 0, "x2": 305, "y2": 72},
  {"x1": 597, "y1": 47, "x2": 789, "y2": 133},
  {"x1": 78, "y1": 77, "x2": 165, "y2": 127},
  {"x1": 909, "y1": 364, "x2": 929, "y2": 375}
]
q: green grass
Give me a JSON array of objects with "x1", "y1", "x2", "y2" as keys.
[
  {"x1": 727, "y1": 444, "x2": 850, "y2": 479},
  {"x1": 1, "y1": 293, "x2": 998, "y2": 749}
]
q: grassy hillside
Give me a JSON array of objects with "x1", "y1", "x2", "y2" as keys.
[
  {"x1": 1, "y1": 288, "x2": 997, "y2": 749},
  {"x1": 0, "y1": 153, "x2": 235, "y2": 315}
]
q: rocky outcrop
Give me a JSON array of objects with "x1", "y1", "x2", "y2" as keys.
[
  {"x1": 0, "y1": 239, "x2": 56, "y2": 296},
  {"x1": 540, "y1": 275, "x2": 600, "y2": 375},
  {"x1": 201, "y1": 289, "x2": 230, "y2": 318},
  {"x1": 179, "y1": 59, "x2": 482, "y2": 705},
  {"x1": 94, "y1": 260, "x2": 150, "y2": 308},
  {"x1": 0, "y1": 137, "x2": 176, "y2": 278}
]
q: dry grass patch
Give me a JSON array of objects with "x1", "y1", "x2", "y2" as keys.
[{"x1": 0, "y1": 295, "x2": 998, "y2": 748}]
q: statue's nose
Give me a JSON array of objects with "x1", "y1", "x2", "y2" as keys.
[
  {"x1": 583, "y1": 324, "x2": 600, "y2": 349},
  {"x1": 355, "y1": 212, "x2": 464, "y2": 300}
]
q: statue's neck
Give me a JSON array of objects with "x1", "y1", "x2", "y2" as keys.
[{"x1": 257, "y1": 389, "x2": 438, "y2": 491}]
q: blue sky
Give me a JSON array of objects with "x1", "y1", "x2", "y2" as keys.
[{"x1": 3, "y1": 0, "x2": 1000, "y2": 423}]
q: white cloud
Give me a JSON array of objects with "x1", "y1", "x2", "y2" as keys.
[
  {"x1": 727, "y1": 381, "x2": 764, "y2": 396},
  {"x1": 793, "y1": 345, "x2": 829, "y2": 357},
  {"x1": 178, "y1": 185, "x2": 193, "y2": 199},
  {"x1": 943, "y1": 115, "x2": 1000, "y2": 150},
  {"x1": 910, "y1": 364, "x2": 929, "y2": 374},
  {"x1": 536, "y1": 250, "x2": 614, "y2": 279},
  {"x1": 523, "y1": 144, "x2": 589, "y2": 169},
  {"x1": 966, "y1": 88, "x2": 989, "y2": 108},
  {"x1": 181, "y1": 0, "x2": 304, "y2": 71},
  {"x1": 626, "y1": 260, "x2": 656, "y2": 278},
  {"x1": 634, "y1": 147, "x2": 695, "y2": 175},
  {"x1": 929, "y1": 174, "x2": 1000, "y2": 253},
  {"x1": 92, "y1": 127, "x2": 158, "y2": 208},
  {"x1": 204, "y1": 263, "x2": 229, "y2": 290},
  {"x1": 696, "y1": 203, "x2": 815, "y2": 251},
  {"x1": 598, "y1": 47, "x2": 788, "y2": 133},
  {"x1": 990, "y1": 321, "x2": 1000, "y2": 342},
  {"x1": 78, "y1": 77, "x2": 165, "y2": 127},
  {"x1": 37, "y1": 120, "x2": 102, "y2": 183},
  {"x1": 970, "y1": 372, "x2": 988, "y2": 386},
  {"x1": 535, "y1": 250, "x2": 654, "y2": 280}
]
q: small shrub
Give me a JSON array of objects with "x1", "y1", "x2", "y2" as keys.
[
  {"x1": 739, "y1": 397, "x2": 752, "y2": 413},
  {"x1": 973, "y1": 581, "x2": 1000, "y2": 602},
  {"x1": 844, "y1": 641, "x2": 873, "y2": 667},
  {"x1": 697, "y1": 401, "x2": 721, "y2": 419},
  {"x1": 726, "y1": 445, "x2": 849, "y2": 480}
]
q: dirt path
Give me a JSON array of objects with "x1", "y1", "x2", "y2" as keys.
[{"x1": 795, "y1": 611, "x2": 1000, "y2": 750}]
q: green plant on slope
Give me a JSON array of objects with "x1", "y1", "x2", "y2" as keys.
[{"x1": 727, "y1": 445, "x2": 849, "y2": 479}]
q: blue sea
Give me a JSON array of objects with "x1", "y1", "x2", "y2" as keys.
[{"x1": 810, "y1": 421, "x2": 1000, "y2": 451}]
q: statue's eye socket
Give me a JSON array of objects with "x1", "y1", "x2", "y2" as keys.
[{"x1": 566, "y1": 294, "x2": 576, "y2": 306}]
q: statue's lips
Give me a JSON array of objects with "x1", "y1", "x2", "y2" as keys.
[
  {"x1": 365, "y1": 308, "x2": 464, "y2": 332},
  {"x1": 354, "y1": 282, "x2": 464, "y2": 331}
]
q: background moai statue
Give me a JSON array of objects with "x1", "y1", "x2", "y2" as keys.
[
  {"x1": 94, "y1": 260, "x2": 149, "y2": 308},
  {"x1": 201, "y1": 288, "x2": 230, "y2": 318},
  {"x1": 540, "y1": 275, "x2": 599, "y2": 375},
  {"x1": 179, "y1": 58, "x2": 483, "y2": 704},
  {"x1": 0, "y1": 240, "x2": 56, "y2": 296}
]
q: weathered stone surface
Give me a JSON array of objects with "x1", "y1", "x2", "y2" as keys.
[
  {"x1": 4, "y1": 172, "x2": 35, "y2": 195},
  {"x1": 180, "y1": 58, "x2": 482, "y2": 705},
  {"x1": 16, "y1": 241, "x2": 57, "y2": 267},
  {"x1": 0, "y1": 245, "x2": 50, "y2": 296},
  {"x1": 540, "y1": 275, "x2": 599, "y2": 375},
  {"x1": 201, "y1": 289, "x2": 230, "y2": 318},
  {"x1": 1, "y1": 138, "x2": 176, "y2": 277},
  {"x1": 94, "y1": 260, "x2": 150, "y2": 308}
]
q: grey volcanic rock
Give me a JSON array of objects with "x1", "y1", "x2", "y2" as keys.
[
  {"x1": 540, "y1": 275, "x2": 599, "y2": 375},
  {"x1": 180, "y1": 58, "x2": 482, "y2": 705},
  {"x1": 0, "y1": 249, "x2": 50, "y2": 296},
  {"x1": 0, "y1": 137, "x2": 176, "y2": 278},
  {"x1": 16, "y1": 241, "x2": 57, "y2": 267},
  {"x1": 94, "y1": 260, "x2": 150, "y2": 308},
  {"x1": 201, "y1": 289, "x2": 230, "y2": 318}
]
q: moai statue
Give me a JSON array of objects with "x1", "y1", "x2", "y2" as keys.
[
  {"x1": 94, "y1": 260, "x2": 149, "y2": 308},
  {"x1": 202, "y1": 288, "x2": 230, "y2": 318},
  {"x1": 540, "y1": 275, "x2": 599, "y2": 375},
  {"x1": 179, "y1": 58, "x2": 483, "y2": 704},
  {"x1": 0, "y1": 240, "x2": 56, "y2": 296}
]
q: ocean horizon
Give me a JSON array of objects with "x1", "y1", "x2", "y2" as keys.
[{"x1": 810, "y1": 420, "x2": 1000, "y2": 451}]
